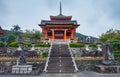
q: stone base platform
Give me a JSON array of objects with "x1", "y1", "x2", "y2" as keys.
[
  {"x1": 12, "y1": 65, "x2": 32, "y2": 74},
  {"x1": 95, "y1": 65, "x2": 120, "y2": 73}
]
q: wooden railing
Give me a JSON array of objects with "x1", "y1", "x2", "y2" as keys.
[
  {"x1": 75, "y1": 57, "x2": 103, "y2": 61},
  {"x1": 0, "y1": 57, "x2": 46, "y2": 62},
  {"x1": 0, "y1": 57, "x2": 120, "y2": 61}
]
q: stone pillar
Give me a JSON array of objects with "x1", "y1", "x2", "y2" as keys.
[
  {"x1": 51, "y1": 29, "x2": 54, "y2": 41},
  {"x1": 64, "y1": 29, "x2": 67, "y2": 42},
  {"x1": 45, "y1": 30, "x2": 48, "y2": 38},
  {"x1": 71, "y1": 30, "x2": 74, "y2": 39}
]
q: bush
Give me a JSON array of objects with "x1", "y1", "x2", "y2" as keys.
[
  {"x1": 114, "y1": 51, "x2": 120, "y2": 58},
  {"x1": 7, "y1": 34, "x2": 16, "y2": 43},
  {"x1": 110, "y1": 40, "x2": 120, "y2": 51},
  {"x1": 109, "y1": 40, "x2": 120, "y2": 57},
  {"x1": 89, "y1": 44, "x2": 97, "y2": 48},
  {"x1": 42, "y1": 52, "x2": 48, "y2": 57},
  {"x1": 70, "y1": 43, "x2": 85, "y2": 48},
  {"x1": 9, "y1": 42, "x2": 18, "y2": 47},
  {"x1": 22, "y1": 42, "x2": 32, "y2": 47},
  {"x1": 35, "y1": 42, "x2": 50, "y2": 47},
  {"x1": 0, "y1": 41, "x2": 4, "y2": 47},
  {"x1": 114, "y1": 50, "x2": 120, "y2": 58}
]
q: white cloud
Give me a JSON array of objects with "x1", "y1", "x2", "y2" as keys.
[{"x1": 0, "y1": 0, "x2": 120, "y2": 37}]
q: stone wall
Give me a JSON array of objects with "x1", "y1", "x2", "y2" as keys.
[
  {"x1": 71, "y1": 48, "x2": 103, "y2": 57},
  {"x1": 70, "y1": 48, "x2": 83, "y2": 57},
  {"x1": 76, "y1": 60, "x2": 120, "y2": 72},
  {"x1": 76, "y1": 60, "x2": 102, "y2": 71}
]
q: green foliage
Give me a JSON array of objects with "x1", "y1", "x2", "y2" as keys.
[
  {"x1": 0, "y1": 41, "x2": 4, "y2": 47},
  {"x1": 99, "y1": 29, "x2": 120, "y2": 57},
  {"x1": 42, "y1": 52, "x2": 48, "y2": 57},
  {"x1": 9, "y1": 42, "x2": 18, "y2": 47},
  {"x1": 114, "y1": 50, "x2": 120, "y2": 58},
  {"x1": 99, "y1": 37, "x2": 107, "y2": 42},
  {"x1": 0, "y1": 28, "x2": 43, "y2": 44},
  {"x1": 0, "y1": 30, "x2": 14, "y2": 42},
  {"x1": 35, "y1": 42, "x2": 50, "y2": 47},
  {"x1": 110, "y1": 40, "x2": 120, "y2": 51},
  {"x1": 11, "y1": 25, "x2": 21, "y2": 34},
  {"x1": 7, "y1": 34, "x2": 16, "y2": 43},
  {"x1": 89, "y1": 44, "x2": 97, "y2": 48},
  {"x1": 21, "y1": 29, "x2": 43, "y2": 40},
  {"x1": 99, "y1": 29, "x2": 120, "y2": 42},
  {"x1": 70, "y1": 43, "x2": 85, "y2": 48},
  {"x1": 11, "y1": 25, "x2": 22, "y2": 41},
  {"x1": 34, "y1": 30, "x2": 43, "y2": 39},
  {"x1": 22, "y1": 42, "x2": 32, "y2": 47},
  {"x1": 109, "y1": 40, "x2": 120, "y2": 57}
]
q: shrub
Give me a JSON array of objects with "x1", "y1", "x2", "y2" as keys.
[
  {"x1": 110, "y1": 40, "x2": 120, "y2": 51},
  {"x1": 89, "y1": 44, "x2": 97, "y2": 48},
  {"x1": 7, "y1": 34, "x2": 16, "y2": 43},
  {"x1": 35, "y1": 42, "x2": 50, "y2": 47},
  {"x1": 42, "y1": 52, "x2": 48, "y2": 57},
  {"x1": 22, "y1": 42, "x2": 32, "y2": 47},
  {"x1": 114, "y1": 50, "x2": 120, "y2": 58},
  {"x1": 9, "y1": 42, "x2": 18, "y2": 47},
  {"x1": 109, "y1": 40, "x2": 120, "y2": 57},
  {"x1": 0, "y1": 41, "x2": 4, "y2": 47},
  {"x1": 70, "y1": 43, "x2": 85, "y2": 48}
]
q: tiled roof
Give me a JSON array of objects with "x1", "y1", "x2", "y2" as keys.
[{"x1": 40, "y1": 20, "x2": 79, "y2": 26}]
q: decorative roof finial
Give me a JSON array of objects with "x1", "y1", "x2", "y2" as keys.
[{"x1": 60, "y1": 2, "x2": 62, "y2": 15}]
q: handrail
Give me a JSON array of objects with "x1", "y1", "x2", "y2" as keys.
[
  {"x1": 68, "y1": 43, "x2": 79, "y2": 72},
  {"x1": 43, "y1": 43, "x2": 52, "y2": 72}
]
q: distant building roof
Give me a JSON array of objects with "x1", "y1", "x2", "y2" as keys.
[
  {"x1": 50, "y1": 15, "x2": 72, "y2": 21},
  {"x1": 0, "y1": 26, "x2": 5, "y2": 35},
  {"x1": 39, "y1": 20, "x2": 79, "y2": 26}
]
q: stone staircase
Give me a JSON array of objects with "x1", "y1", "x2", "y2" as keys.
[{"x1": 45, "y1": 44, "x2": 77, "y2": 73}]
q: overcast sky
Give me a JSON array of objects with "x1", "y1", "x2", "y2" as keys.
[{"x1": 0, "y1": 0, "x2": 120, "y2": 37}]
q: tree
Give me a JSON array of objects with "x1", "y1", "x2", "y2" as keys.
[
  {"x1": 99, "y1": 28, "x2": 120, "y2": 57},
  {"x1": 21, "y1": 29, "x2": 43, "y2": 40},
  {"x1": 7, "y1": 34, "x2": 16, "y2": 43},
  {"x1": 0, "y1": 41, "x2": 4, "y2": 47},
  {"x1": 110, "y1": 40, "x2": 120, "y2": 58},
  {"x1": 99, "y1": 28, "x2": 120, "y2": 42},
  {"x1": 11, "y1": 25, "x2": 22, "y2": 41}
]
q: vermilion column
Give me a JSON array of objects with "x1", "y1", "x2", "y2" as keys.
[
  {"x1": 45, "y1": 30, "x2": 48, "y2": 38},
  {"x1": 64, "y1": 29, "x2": 67, "y2": 42},
  {"x1": 71, "y1": 30, "x2": 74, "y2": 39},
  {"x1": 51, "y1": 29, "x2": 54, "y2": 41}
]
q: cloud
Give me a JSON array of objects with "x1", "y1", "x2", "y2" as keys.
[
  {"x1": 0, "y1": 0, "x2": 6, "y2": 16},
  {"x1": 0, "y1": 0, "x2": 120, "y2": 37},
  {"x1": 67, "y1": 0, "x2": 120, "y2": 37},
  {"x1": 107, "y1": 0, "x2": 120, "y2": 22}
]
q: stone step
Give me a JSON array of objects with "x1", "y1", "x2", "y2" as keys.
[
  {"x1": 49, "y1": 57, "x2": 72, "y2": 60},
  {"x1": 47, "y1": 63, "x2": 74, "y2": 67},
  {"x1": 47, "y1": 66, "x2": 75, "y2": 69},
  {"x1": 46, "y1": 44, "x2": 76, "y2": 73},
  {"x1": 47, "y1": 69, "x2": 75, "y2": 73}
]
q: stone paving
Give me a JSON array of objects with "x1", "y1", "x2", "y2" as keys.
[{"x1": 0, "y1": 71, "x2": 120, "y2": 77}]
